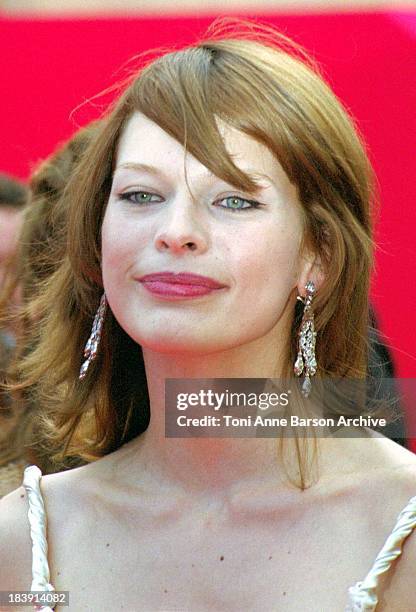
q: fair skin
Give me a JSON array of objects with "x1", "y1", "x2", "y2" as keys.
[
  {"x1": 1, "y1": 113, "x2": 416, "y2": 611},
  {"x1": 0, "y1": 206, "x2": 22, "y2": 280},
  {"x1": 0, "y1": 205, "x2": 22, "y2": 298},
  {"x1": 101, "y1": 112, "x2": 321, "y2": 494}
]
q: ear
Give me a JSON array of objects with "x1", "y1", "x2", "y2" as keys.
[{"x1": 296, "y1": 248, "x2": 325, "y2": 298}]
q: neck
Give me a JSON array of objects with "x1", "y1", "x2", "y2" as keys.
[{"x1": 117, "y1": 331, "x2": 305, "y2": 499}]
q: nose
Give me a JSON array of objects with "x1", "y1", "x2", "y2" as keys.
[{"x1": 154, "y1": 195, "x2": 209, "y2": 255}]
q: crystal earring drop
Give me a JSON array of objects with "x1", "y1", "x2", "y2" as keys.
[
  {"x1": 79, "y1": 292, "x2": 107, "y2": 380},
  {"x1": 294, "y1": 281, "x2": 317, "y2": 397}
]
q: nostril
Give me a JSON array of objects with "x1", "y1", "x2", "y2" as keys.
[{"x1": 156, "y1": 236, "x2": 201, "y2": 252}]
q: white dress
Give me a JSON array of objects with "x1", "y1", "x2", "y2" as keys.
[{"x1": 22, "y1": 464, "x2": 416, "y2": 611}]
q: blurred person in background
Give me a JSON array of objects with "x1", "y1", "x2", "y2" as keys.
[
  {"x1": 0, "y1": 173, "x2": 26, "y2": 346},
  {"x1": 0, "y1": 174, "x2": 27, "y2": 497},
  {"x1": 0, "y1": 123, "x2": 98, "y2": 496}
]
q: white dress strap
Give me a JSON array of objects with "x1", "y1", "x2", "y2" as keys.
[
  {"x1": 22, "y1": 465, "x2": 56, "y2": 612},
  {"x1": 346, "y1": 494, "x2": 416, "y2": 611}
]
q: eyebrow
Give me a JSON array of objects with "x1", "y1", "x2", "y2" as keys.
[
  {"x1": 114, "y1": 162, "x2": 228, "y2": 182},
  {"x1": 115, "y1": 162, "x2": 175, "y2": 177},
  {"x1": 113, "y1": 162, "x2": 275, "y2": 191}
]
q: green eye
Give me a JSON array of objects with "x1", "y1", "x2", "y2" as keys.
[
  {"x1": 119, "y1": 191, "x2": 162, "y2": 204},
  {"x1": 118, "y1": 191, "x2": 264, "y2": 212},
  {"x1": 227, "y1": 197, "x2": 246, "y2": 209},
  {"x1": 135, "y1": 193, "x2": 152, "y2": 202},
  {"x1": 217, "y1": 196, "x2": 263, "y2": 212}
]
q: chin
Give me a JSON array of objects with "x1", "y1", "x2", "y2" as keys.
[{"x1": 133, "y1": 329, "x2": 235, "y2": 357}]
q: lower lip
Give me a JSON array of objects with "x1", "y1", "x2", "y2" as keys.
[{"x1": 138, "y1": 280, "x2": 223, "y2": 299}]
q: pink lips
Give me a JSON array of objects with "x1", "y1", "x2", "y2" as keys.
[{"x1": 136, "y1": 272, "x2": 227, "y2": 299}]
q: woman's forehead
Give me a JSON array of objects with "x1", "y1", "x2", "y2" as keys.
[{"x1": 115, "y1": 111, "x2": 291, "y2": 191}]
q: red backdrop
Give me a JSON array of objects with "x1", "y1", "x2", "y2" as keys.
[{"x1": 1, "y1": 12, "x2": 415, "y2": 444}]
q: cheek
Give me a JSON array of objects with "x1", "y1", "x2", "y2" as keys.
[
  {"x1": 230, "y1": 223, "x2": 301, "y2": 297},
  {"x1": 101, "y1": 212, "x2": 149, "y2": 340},
  {"x1": 101, "y1": 209, "x2": 148, "y2": 279}
]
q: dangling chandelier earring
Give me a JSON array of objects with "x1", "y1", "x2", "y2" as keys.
[
  {"x1": 294, "y1": 281, "x2": 317, "y2": 397},
  {"x1": 79, "y1": 292, "x2": 107, "y2": 380}
]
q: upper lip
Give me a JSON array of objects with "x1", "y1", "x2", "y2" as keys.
[{"x1": 136, "y1": 272, "x2": 227, "y2": 289}]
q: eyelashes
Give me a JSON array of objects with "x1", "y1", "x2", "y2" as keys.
[
  {"x1": 216, "y1": 195, "x2": 264, "y2": 212},
  {"x1": 118, "y1": 191, "x2": 162, "y2": 205},
  {"x1": 117, "y1": 190, "x2": 265, "y2": 212}
]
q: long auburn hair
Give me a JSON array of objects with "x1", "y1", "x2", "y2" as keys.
[
  {"x1": 3, "y1": 19, "x2": 377, "y2": 486},
  {"x1": 0, "y1": 122, "x2": 100, "y2": 470}
]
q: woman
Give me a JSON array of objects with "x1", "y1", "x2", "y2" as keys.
[
  {"x1": 0, "y1": 174, "x2": 27, "y2": 497},
  {"x1": 0, "y1": 121, "x2": 100, "y2": 487},
  {"x1": 1, "y1": 19, "x2": 415, "y2": 611}
]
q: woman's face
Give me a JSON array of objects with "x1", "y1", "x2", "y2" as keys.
[{"x1": 101, "y1": 112, "x2": 309, "y2": 355}]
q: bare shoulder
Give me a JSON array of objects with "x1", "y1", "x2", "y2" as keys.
[
  {"x1": 365, "y1": 431, "x2": 416, "y2": 485},
  {"x1": 324, "y1": 430, "x2": 416, "y2": 535},
  {"x1": 34, "y1": 461, "x2": 102, "y2": 530},
  {"x1": 363, "y1": 426, "x2": 415, "y2": 459},
  {"x1": 0, "y1": 459, "x2": 102, "y2": 593},
  {"x1": 377, "y1": 456, "x2": 416, "y2": 610},
  {"x1": 327, "y1": 427, "x2": 416, "y2": 491},
  {"x1": 381, "y1": 510, "x2": 416, "y2": 611},
  {"x1": 355, "y1": 431, "x2": 416, "y2": 501},
  {"x1": 358, "y1": 433, "x2": 416, "y2": 609},
  {"x1": 0, "y1": 485, "x2": 33, "y2": 591}
]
